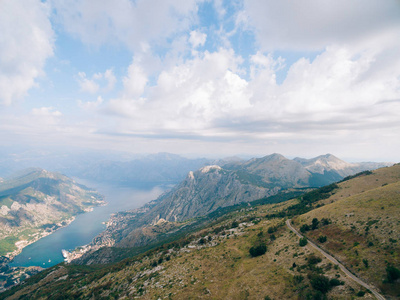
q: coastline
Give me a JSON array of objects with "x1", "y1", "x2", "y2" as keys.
[
  {"x1": 4, "y1": 216, "x2": 76, "y2": 262},
  {"x1": 3, "y1": 201, "x2": 107, "y2": 262}
]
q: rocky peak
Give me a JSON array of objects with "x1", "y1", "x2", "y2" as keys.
[{"x1": 199, "y1": 165, "x2": 222, "y2": 173}]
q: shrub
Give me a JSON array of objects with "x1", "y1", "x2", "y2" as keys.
[
  {"x1": 299, "y1": 237, "x2": 308, "y2": 247},
  {"x1": 329, "y1": 278, "x2": 342, "y2": 286},
  {"x1": 307, "y1": 254, "x2": 322, "y2": 265},
  {"x1": 356, "y1": 290, "x2": 365, "y2": 297},
  {"x1": 310, "y1": 274, "x2": 331, "y2": 293},
  {"x1": 311, "y1": 218, "x2": 319, "y2": 230},
  {"x1": 362, "y1": 259, "x2": 368, "y2": 268},
  {"x1": 267, "y1": 226, "x2": 277, "y2": 234},
  {"x1": 231, "y1": 221, "x2": 239, "y2": 228},
  {"x1": 386, "y1": 265, "x2": 400, "y2": 283},
  {"x1": 293, "y1": 275, "x2": 304, "y2": 284},
  {"x1": 300, "y1": 224, "x2": 310, "y2": 233},
  {"x1": 318, "y1": 236, "x2": 327, "y2": 243},
  {"x1": 321, "y1": 218, "x2": 331, "y2": 226},
  {"x1": 249, "y1": 244, "x2": 267, "y2": 257}
]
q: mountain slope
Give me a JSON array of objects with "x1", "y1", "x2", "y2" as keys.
[
  {"x1": 294, "y1": 154, "x2": 393, "y2": 186},
  {"x1": 0, "y1": 168, "x2": 104, "y2": 257},
  {"x1": 73, "y1": 154, "x2": 391, "y2": 261},
  {"x1": 238, "y1": 153, "x2": 310, "y2": 187},
  {"x1": 292, "y1": 163, "x2": 400, "y2": 298}
]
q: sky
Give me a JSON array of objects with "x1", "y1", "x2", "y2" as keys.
[{"x1": 1, "y1": 0, "x2": 400, "y2": 162}]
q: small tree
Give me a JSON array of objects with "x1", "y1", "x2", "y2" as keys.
[
  {"x1": 300, "y1": 224, "x2": 310, "y2": 233},
  {"x1": 362, "y1": 259, "x2": 369, "y2": 268},
  {"x1": 318, "y1": 236, "x2": 327, "y2": 243},
  {"x1": 310, "y1": 274, "x2": 331, "y2": 293},
  {"x1": 299, "y1": 237, "x2": 308, "y2": 247},
  {"x1": 311, "y1": 218, "x2": 319, "y2": 230},
  {"x1": 386, "y1": 265, "x2": 400, "y2": 283},
  {"x1": 249, "y1": 244, "x2": 267, "y2": 257}
]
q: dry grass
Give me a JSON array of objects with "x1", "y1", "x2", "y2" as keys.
[{"x1": 294, "y1": 169, "x2": 400, "y2": 298}]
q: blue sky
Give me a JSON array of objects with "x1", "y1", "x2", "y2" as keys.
[{"x1": 1, "y1": 0, "x2": 400, "y2": 161}]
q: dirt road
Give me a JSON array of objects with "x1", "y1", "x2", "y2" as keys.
[{"x1": 286, "y1": 219, "x2": 385, "y2": 300}]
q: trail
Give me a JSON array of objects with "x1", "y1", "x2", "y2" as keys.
[{"x1": 286, "y1": 219, "x2": 385, "y2": 300}]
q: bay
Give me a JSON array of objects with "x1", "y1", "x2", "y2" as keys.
[{"x1": 10, "y1": 180, "x2": 171, "y2": 268}]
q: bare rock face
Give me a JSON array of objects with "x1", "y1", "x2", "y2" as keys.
[{"x1": 147, "y1": 165, "x2": 275, "y2": 223}]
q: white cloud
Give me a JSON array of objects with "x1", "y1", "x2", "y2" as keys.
[
  {"x1": 106, "y1": 48, "x2": 248, "y2": 131},
  {"x1": 77, "y1": 72, "x2": 100, "y2": 94},
  {"x1": 189, "y1": 30, "x2": 207, "y2": 48},
  {"x1": 103, "y1": 69, "x2": 117, "y2": 91},
  {"x1": 102, "y1": 40, "x2": 400, "y2": 152},
  {"x1": 31, "y1": 106, "x2": 62, "y2": 126},
  {"x1": 31, "y1": 106, "x2": 62, "y2": 117},
  {"x1": 0, "y1": 0, "x2": 54, "y2": 105},
  {"x1": 51, "y1": 0, "x2": 201, "y2": 52},
  {"x1": 213, "y1": 0, "x2": 226, "y2": 19},
  {"x1": 77, "y1": 69, "x2": 116, "y2": 94},
  {"x1": 242, "y1": 0, "x2": 400, "y2": 51},
  {"x1": 122, "y1": 63, "x2": 148, "y2": 99},
  {"x1": 78, "y1": 96, "x2": 104, "y2": 110}
]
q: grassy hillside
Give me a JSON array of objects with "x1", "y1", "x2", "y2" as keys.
[
  {"x1": 293, "y1": 164, "x2": 400, "y2": 297},
  {"x1": 2, "y1": 200, "x2": 371, "y2": 299}
]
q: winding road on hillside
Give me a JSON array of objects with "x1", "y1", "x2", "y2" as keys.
[{"x1": 286, "y1": 219, "x2": 386, "y2": 300}]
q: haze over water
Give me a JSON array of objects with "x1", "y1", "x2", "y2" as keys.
[{"x1": 10, "y1": 180, "x2": 169, "y2": 268}]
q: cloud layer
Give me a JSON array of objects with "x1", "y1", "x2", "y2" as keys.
[
  {"x1": 1, "y1": 0, "x2": 400, "y2": 160},
  {"x1": 0, "y1": 0, "x2": 54, "y2": 105}
]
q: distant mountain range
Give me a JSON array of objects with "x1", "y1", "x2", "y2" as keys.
[
  {"x1": 72, "y1": 153, "x2": 209, "y2": 184},
  {"x1": 0, "y1": 150, "x2": 392, "y2": 186},
  {"x1": 0, "y1": 168, "x2": 104, "y2": 258},
  {"x1": 0, "y1": 151, "x2": 209, "y2": 185},
  {"x1": 75, "y1": 153, "x2": 391, "y2": 261}
]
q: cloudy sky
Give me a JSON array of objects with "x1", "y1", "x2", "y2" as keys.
[{"x1": 1, "y1": 0, "x2": 400, "y2": 161}]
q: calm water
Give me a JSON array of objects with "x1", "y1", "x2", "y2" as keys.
[{"x1": 10, "y1": 179, "x2": 171, "y2": 268}]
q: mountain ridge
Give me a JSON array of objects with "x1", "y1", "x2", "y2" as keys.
[{"x1": 70, "y1": 153, "x2": 391, "y2": 264}]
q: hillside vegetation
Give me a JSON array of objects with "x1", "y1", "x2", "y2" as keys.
[{"x1": 293, "y1": 164, "x2": 400, "y2": 297}]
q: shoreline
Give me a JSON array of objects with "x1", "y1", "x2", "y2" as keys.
[
  {"x1": 4, "y1": 201, "x2": 107, "y2": 263},
  {"x1": 4, "y1": 216, "x2": 76, "y2": 262}
]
